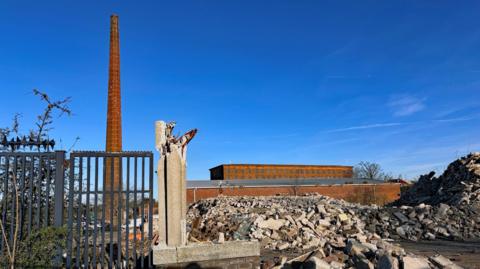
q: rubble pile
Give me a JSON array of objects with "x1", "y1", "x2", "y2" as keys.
[
  {"x1": 373, "y1": 152, "x2": 480, "y2": 241},
  {"x1": 359, "y1": 203, "x2": 480, "y2": 241},
  {"x1": 187, "y1": 196, "x2": 463, "y2": 268},
  {"x1": 185, "y1": 154, "x2": 480, "y2": 268},
  {"x1": 395, "y1": 152, "x2": 480, "y2": 206}
]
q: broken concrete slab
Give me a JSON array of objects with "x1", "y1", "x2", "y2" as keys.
[
  {"x1": 429, "y1": 254, "x2": 464, "y2": 269},
  {"x1": 152, "y1": 240, "x2": 260, "y2": 265},
  {"x1": 402, "y1": 255, "x2": 431, "y2": 269},
  {"x1": 256, "y1": 218, "x2": 285, "y2": 230},
  {"x1": 393, "y1": 211, "x2": 409, "y2": 223}
]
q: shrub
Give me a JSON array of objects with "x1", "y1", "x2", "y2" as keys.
[{"x1": 14, "y1": 226, "x2": 67, "y2": 268}]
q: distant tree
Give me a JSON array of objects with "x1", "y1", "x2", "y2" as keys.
[
  {"x1": 353, "y1": 161, "x2": 393, "y2": 180},
  {"x1": 382, "y1": 173, "x2": 394, "y2": 181},
  {"x1": 354, "y1": 161, "x2": 381, "y2": 179}
]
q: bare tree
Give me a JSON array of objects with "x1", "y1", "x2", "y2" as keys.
[
  {"x1": 1, "y1": 90, "x2": 73, "y2": 152},
  {"x1": 354, "y1": 161, "x2": 381, "y2": 179},
  {"x1": 353, "y1": 161, "x2": 393, "y2": 180},
  {"x1": 31, "y1": 89, "x2": 72, "y2": 142}
]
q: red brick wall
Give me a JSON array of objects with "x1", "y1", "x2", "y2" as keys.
[{"x1": 187, "y1": 183, "x2": 401, "y2": 205}]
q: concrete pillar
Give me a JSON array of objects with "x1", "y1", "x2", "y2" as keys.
[
  {"x1": 181, "y1": 147, "x2": 188, "y2": 217},
  {"x1": 165, "y1": 146, "x2": 186, "y2": 246},
  {"x1": 156, "y1": 121, "x2": 167, "y2": 244},
  {"x1": 157, "y1": 155, "x2": 166, "y2": 243},
  {"x1": 156, "y1": 120, "x2": 191, "y2": 247}
]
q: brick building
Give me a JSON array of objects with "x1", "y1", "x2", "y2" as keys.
[
  {"x1": 191, "y1": 164, "x2": 401, "y2": 206},
  {"x1": 186, "y1": 179, "x2": 401, "y2": 205},
  {"x1": 210, "y1": 164, "x2": 353, "y2": 180}
]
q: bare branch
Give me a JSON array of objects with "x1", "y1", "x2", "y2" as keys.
[
  {"x1": 11, "y1": 113, "x2": 21, "y2": 135},
  {"x1": 32, "y1": 89, "x2": 72, "y2": 141},
  {"x1": 67, "y1": 136, "x2": 80, "y2": 152},
  {"x1": 0, "y1": 217, "x2": 12, "y2": 262}
]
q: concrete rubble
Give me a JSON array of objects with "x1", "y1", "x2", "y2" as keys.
[
  {"x1": 394, "y1": 152, "x2": 480, "y2": 206},
  {"x1": 185, "y1": 154, "x2": 480, "y2": 268},
  {"x1": 385, "y1": 152, "x2": 480, "y2": 241},
  {"x1": 187, "y1": 195, "x2": 466, "y2": 268}
]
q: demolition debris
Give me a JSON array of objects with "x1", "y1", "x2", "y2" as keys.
[
  {"x1": 185, "y1": 153, "x2": 480, "y2": 268},
  {"x1": 395, "y1": 152, "x2": 480, "y2": 206},
  {"x1": 187, "y1": 195, "x2": 468, "y2": 268}
]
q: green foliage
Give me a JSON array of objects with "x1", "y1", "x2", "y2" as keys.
[{"x1": 15, "y1": 226, "x2": 67, "y2": 267}]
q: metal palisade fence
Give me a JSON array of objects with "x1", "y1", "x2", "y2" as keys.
[
  {"x1": 0, "y1": 151, "x2": 65, "y2": 250},
  {"x1": 0, "y1": 150, "x2": 155, "y2": 269}
]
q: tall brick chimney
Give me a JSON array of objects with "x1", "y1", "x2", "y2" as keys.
[
  {"x1": 106, "y1": 14, "x2": 122, "y2": 152},
  {"x1": 105, "y1": 14, "x2": 122, "y2": 227}
]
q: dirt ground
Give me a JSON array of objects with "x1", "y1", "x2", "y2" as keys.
[{"x1": 399, "y1": 240, "x2": 480, "y2": 269}]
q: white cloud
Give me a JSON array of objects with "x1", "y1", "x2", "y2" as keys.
[
  {"x1": 433, "y1": 116, "x2": 474, "y2": 123},
  {"x1": 324, "y1": 122, "x2": 403, "y2": 133},
  {"x1": 320, "y1": 113, "x2": 480, "y2": 134},
  {"x1": 388, "y1": 95, "x2": 426, "y2": 116}
]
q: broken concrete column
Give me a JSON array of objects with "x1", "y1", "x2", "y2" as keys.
[
  {"x1": 166, "y1": 145, "x2": 186, "y2": 246},
  {"x1": 155, "y1": 120, "x2": 197, "y2": 247},
  {"x1": 157, "y1": 154, "x2": 166, "y2": 243},
  {"x1": 181, "y1": 154, "x2": 187, "y2": 217},
  {"x1": 153, "y1": 122, "x2": 262, "y2": 267},
  {"x1": 156, "y1": 121, "x2": 167, "y2": 243}
]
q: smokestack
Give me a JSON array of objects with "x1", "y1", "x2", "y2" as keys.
[
  {"x1": 106, "y1": 14, "x2": 122, "y2": 152},
  {"x1": 104, "y1": 14, "x2": 123, "y2": 229}
]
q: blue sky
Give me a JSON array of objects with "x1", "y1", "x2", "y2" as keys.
[{"x1": 1, "y1": 1, "x2": 480, "y2": 180}]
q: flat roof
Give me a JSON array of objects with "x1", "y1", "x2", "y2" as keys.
[
  {"x1": 210, "y1": 164, "x2": 353, "y2": 171},
  {"x1": 187, "y1": 178, "x2": 392, "y2": 188}
]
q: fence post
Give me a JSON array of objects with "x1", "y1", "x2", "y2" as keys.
[{"x1": 53, "y1": 150, "x2": 66, "y2": 227}]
